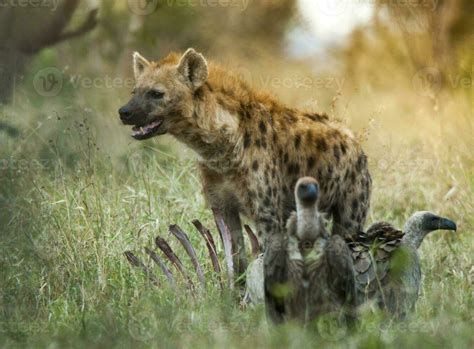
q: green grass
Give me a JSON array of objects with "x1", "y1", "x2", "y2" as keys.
[{"x1": 0, "y1": 71, "x2": 473, "y2": 349}]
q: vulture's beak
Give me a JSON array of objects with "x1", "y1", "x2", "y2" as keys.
[{"x1": 438, "y1": 217, "x2": 457, "y2": 232}]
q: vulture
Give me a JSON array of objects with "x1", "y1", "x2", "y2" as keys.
[
  {"x1": 349, "y1": 211, "x2": 457, "y2": 319},
  {"x1": 253, "y1": 177, "x2": 359, "y2": 324},
  {"x1": 246, "y1": 210, "x2": 457, "y2": 320}
]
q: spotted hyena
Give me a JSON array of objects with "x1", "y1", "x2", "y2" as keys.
[{"x1": 118, "y1": 49, "x2": 371, "y2": 317}]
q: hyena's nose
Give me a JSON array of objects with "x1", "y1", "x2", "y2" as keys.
[{"x1": 119, "y1": 106, "x2": 132, "y2": 123}]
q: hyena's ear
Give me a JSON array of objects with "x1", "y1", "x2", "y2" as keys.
[
  {"x1": 177, "y1": 48, "x2": 208, "y2": 90},
  {"x1": 133, "y1": 52, "x2": 151, "y2": 79}
]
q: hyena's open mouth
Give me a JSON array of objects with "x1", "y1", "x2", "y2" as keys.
[{"x1": 131, "y1": 119, "x2": 165, "y2": 140}]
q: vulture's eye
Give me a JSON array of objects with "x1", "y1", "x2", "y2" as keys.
[{"x1": 148, "y1": 90, "x2": 165, "y2": 99}]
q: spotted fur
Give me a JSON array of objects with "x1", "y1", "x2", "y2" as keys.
[{"x1": 119, "y1": 49, "x2": 372, "y2": 276}]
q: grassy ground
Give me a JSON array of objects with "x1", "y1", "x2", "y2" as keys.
[{"x1": 0, "y1": 52, "x2": 473, "y2": 348}]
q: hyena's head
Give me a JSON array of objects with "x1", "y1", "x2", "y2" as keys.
[{"x1": 118, "y1": 48, "x2": 208, "y2": 140}]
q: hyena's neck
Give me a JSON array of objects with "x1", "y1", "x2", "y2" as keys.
[{"x1": 174, "y1": 87, "x2": 243, "y2": 171}]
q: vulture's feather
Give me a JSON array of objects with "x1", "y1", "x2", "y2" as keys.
[
  {"x1": 347, "y1": 212, "x2": 456, "y2": 319},
  {"x1": 248, "y1": 210, "x2": 457, "y2": 320}
]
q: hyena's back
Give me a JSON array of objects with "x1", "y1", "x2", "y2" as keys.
[{"x1": 235, "y1": 105, "x2": 371, "y2": 239}]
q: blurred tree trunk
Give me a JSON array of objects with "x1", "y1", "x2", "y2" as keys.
[
  {"x1": 0, "y1": 0, "x2": 97, "y2": 104},
  {"x1": 208, "y1": 0, "x2": 297, "y2": 53},
  {"x1": 117, "y1": 14, "x2": 146, "y2": 75}
]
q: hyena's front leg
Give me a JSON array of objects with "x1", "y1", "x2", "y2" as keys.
[
  {"x1": 199, "y1": 163, "x2": 248, "y2": 277},
  {"x1": 221, "y1": 205, "x2": 248, "y2": 277}
]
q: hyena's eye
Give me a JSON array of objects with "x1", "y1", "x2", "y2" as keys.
[
  {"x1": 148, "y1": 90, "x2": 165, "y2": 99},
  {"x1": 131, "y1": 88, "x2": 137, "y2": 95}
]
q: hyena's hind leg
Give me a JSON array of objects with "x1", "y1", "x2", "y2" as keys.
[{"x1": 332, "y1": 170, "x2": 372, "y2": 239}]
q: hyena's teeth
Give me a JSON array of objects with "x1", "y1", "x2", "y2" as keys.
[{"x1": 140, "y1": 127, "x2": 145, "y2": 133}]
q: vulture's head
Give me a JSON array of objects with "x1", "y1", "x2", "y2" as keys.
[
  {"x1": 403, "y1": 211, "x2": 457, "y2": 248},
  {"x1": 294, "y1": 177, "x2": 328, "y2": 245},
  {"x1": 296, "y1": 177, "x2": 319, "y2": 207}
]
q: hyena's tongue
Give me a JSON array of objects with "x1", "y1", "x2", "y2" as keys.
[{"x1": 132, "y1": 120, "x2": 163, "y2": 140}]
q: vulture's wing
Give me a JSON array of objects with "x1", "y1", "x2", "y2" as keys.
[
  {"x1": 264, "y1": 233, "x2": 289, "y2": 323},
  {"x1": 347, "y1": 221, "x2": 404, "y2": 298},
  {"x1": 366, "y1": 221, "x2": 404, "y2": 242},
  {"x1": 325, "y1": 235, "x2": 360, "y2": 308}
]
